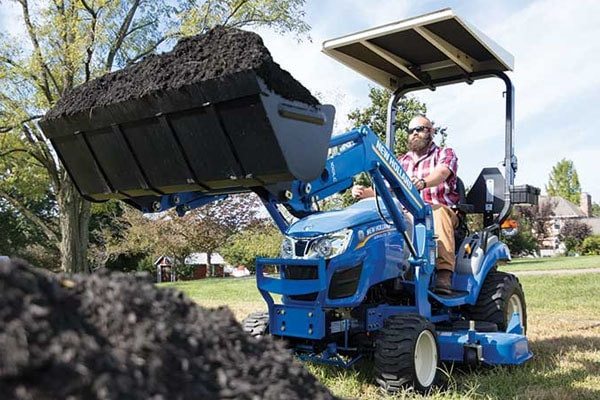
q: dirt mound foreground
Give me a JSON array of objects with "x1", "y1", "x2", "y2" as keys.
[{"x1": 0, "y1": 259, "x2": 338, "y2": 400}]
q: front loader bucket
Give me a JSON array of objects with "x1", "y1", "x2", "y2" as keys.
[{"x1": 39, "y1": 72, "x2": 335, "y2": 202}]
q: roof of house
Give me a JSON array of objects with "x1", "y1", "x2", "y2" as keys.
[
  {"x1": 539, "y1": 196, "x2": 586, "y2": 218},
  {"x1": 184, "y1": 253, "x2": 226, "y2": 265},
  {"x1": 153, "y1": 255, "x2": 173, "y2": 266}
]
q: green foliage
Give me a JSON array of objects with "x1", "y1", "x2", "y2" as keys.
[
  {"x1": 580, "y1": 235, "x2": 600, "y2": 255},
  {"x1": 220, "y1": 222, "x2": 282, "y2": 270},
  {"x1": 338, "y1": 87, "x2": 436, "y2": 206},
  {"x1": 559, "y1": 220, "x2": 592, "y2": 253},
  {"x1": 502, "y1": 206, "x2": 539, "y2": 256},
  {"x1": 347, "y1": 87, "x2": 431, "y2": 155},
  {"x1": 592, "y1": 202, "x2": 600, "y2": 217},
  {"x1": 546, "y1": 159, "x2": 582, "y2": 204}
]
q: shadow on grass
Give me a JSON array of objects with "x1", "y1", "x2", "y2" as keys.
[
  {"x1": 305, "y1": 335, "x2": 600, "y2": 399},
  {"x1": 451, "y1": 334, "x2": 600, "y2": 400}
]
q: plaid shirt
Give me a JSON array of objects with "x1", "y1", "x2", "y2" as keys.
[{"x1": 399, "y1": 143, "x2": 459, "y2": 207}]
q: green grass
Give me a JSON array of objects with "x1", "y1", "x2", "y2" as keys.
[
  {"x1": 161, "y1": 258, "x2": 600, "y2": 400},
  {"x1": 503, "y1": 255, "x2": 600, "y2": 272}
]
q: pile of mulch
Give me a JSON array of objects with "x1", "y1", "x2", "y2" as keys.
[
  {"x1": 44, "y1": 26, "x2": 318, "y2": 120},
  {"x1": 0, "y1": 258, "x2": 339, "y2": 400}
]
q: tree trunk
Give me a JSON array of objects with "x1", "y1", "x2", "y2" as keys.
[{"x1": 57, "y1": 176, "x2": 91, "y2": 273}]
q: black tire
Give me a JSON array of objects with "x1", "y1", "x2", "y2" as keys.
[
  {"x1": 465, "y1": 271, "x2": 527, "y2": 333},
  {"x1": 242, "y1": 311, "x2": 269, "y2": 338},
  {"x1": 375, "y1": 314, "x2": 439, "y2": 394}
]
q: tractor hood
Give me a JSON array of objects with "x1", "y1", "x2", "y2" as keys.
[{"x1": 287, "y1": 198, "x2": 399, "y2": 237}]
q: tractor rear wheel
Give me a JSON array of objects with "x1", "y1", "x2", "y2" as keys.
[
  {"x1": 375, "y1": 314, "x2": 439, "y2": 394},
  {"x1": 242, "y1": 311, "x2": 269, "y2": 338},
  {"x1": 466, "y1": 271, "x2": 527, "y2": 332}
]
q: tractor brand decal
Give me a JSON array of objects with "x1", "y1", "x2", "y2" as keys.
[
  {"x1": 371, "y1": 143, "x2": 422, "y2": 208},
  {"x1": 354, "y1": 223, "x2": 395, "y2": 249},
  {"x1": 366, "y1": 223, "x2": 391, "y2": 236},
  {"x1": 329, "y1": 160, "x2": 337, "y2": 182}
]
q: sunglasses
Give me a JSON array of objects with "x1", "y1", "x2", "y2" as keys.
[{"x1": 407, "y1": 125, "x2": 431, "y2": 134}]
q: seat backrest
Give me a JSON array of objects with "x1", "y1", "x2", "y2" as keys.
[
  {"x1": 465, "y1": 167, "x2": 505, "y2": 214},
  {"x1": 454, "y1": 177, "x2": 474, "y2": 214}
]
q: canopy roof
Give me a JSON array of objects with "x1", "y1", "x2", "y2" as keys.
[{"x1": 322, "y1": 8, "x2": 513, "y2": 91}]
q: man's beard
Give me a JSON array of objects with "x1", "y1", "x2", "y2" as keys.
[{"x1": 408, "y1": 134, "x2": 431, "y2": 153}]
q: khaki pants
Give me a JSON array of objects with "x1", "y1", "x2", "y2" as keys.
[{"x1": 431, "y1": 204, "x2": 459, "y2": 272}]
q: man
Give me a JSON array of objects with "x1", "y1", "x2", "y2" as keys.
[{"x1": 351, "y1": 115, "x2": 459, "y2": 295}]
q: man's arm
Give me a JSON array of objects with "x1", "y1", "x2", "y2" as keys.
[{"x1": 412, "y1": 165, "x2": 452, "y2": 190}]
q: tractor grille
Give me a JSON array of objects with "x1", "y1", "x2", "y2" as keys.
[
  {"x1": 283, "y1": 264, "x2": 318, "y2": 280},
  {"x1": 294, "y1": 240, "x2": 310, "y2": 257},
  {"x1": 328, "y1": 264, "x2": 362, "y2": 299},
  {"x1": 283, "y1": 264, "x2": 319, "y2": 301}
]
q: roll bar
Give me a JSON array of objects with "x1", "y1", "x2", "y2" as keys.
[{"x1": 385, "y1": 70, "x2": 516, "y2": 227}]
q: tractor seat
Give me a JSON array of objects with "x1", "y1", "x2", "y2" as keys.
[
  {"x1": 452, "y1": 177, "x2": 472, "y2": 253},
  {"x1": 452, "y1": 177, "x2": 474, "y2": 214}
]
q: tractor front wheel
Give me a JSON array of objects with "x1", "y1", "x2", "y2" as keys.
[
  {"x1": 242, "y1": 311, "x2": 269, "y2": 338},
  {"x1": 375, "y1": 314, "x2": 439, "y2": 394}
]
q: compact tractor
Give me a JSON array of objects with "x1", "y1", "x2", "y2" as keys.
[{"x1": 40, "y1": 9, "x2": 538, "y2": 393}]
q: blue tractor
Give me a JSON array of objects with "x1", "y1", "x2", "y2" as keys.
[{"x1": 39, "y1": 9, "x2": 537, "y2": 394}]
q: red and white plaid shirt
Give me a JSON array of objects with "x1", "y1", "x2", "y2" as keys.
[{"x1": 399, "y1": 143, "x2": 459, "y2": 207}]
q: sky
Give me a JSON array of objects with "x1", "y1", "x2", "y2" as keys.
[{"x1": 1, "y1": 0, "x2": 599, "y2": 203}]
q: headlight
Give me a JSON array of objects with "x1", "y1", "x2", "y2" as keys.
[
  {"x1": 309, "y1": 228, "x2": 353, "y2": 260},
  {"x1": 281, "y1": 237, "x2": 294, "y2": 258}
]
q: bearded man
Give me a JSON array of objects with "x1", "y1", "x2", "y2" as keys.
[{"x1": 351, "y1": 115, "x2": 459, "y2": 295}]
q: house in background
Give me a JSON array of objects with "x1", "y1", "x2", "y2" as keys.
[
  {"x1": 154, "y1": 255, "x2": 175, "y2": 283},
  {"x1": 154, "y1": 253, "x2": 229, "y2": 282},
  {"x1": 184, "y1": 253, "x2": 228, "y2": 279},
  {"x1": 538, "y1": 192, "x2": 600, "y2": 256}
]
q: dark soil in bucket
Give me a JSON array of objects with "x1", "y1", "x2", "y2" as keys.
[
  {"x1": 0, "y1": 259, "x2": 339, "y2": 400},
  {"x1": 44, "y1": 26, "x2": 318, "y2": 120}
]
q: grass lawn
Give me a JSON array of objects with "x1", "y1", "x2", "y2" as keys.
[
  {"x1": 159, "y1": 257, "x2": 600, "y2": 400},
  {"x1": 503, "y1": 255, "x2": 600, "y2": 272}
]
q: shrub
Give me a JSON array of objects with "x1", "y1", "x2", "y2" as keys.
[
  {"x1": 581, "y1": 235, "x2": 600, "y2": 255},
  {"x1": 559, "y1": 220, "x2": 592, "y2": 253}
]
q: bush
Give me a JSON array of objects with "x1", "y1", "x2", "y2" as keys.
[
  {"x1": 559, "y1": 220, "x2": 592, "y2": 253},
  {"x1": 581, "y1": 235, "x2": 600, "y2": 255}
]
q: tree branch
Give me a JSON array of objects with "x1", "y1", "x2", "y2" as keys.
[
  {"x1": 126, "y1": 36, "x2": 168, "y2": 65},
  {"x1": 125, "y1": 19, "x2": 157, "y2": 38},
  {"x1": 0, "y1": 55, "x2": 41, "y2": 82},
  {"x1": 222, "y1": 0, "x2": 250, "y2": 27},
  {"x1": 105, "y1": 0, "x2": 140, "y2": 71},
  {"x1": 0, "y1": 186, "x2": 60, "y2": 244},
  {"x1": 0, "y1": 115, "x2": 44, "y2": 133},
  {"x1": 21, "y1": 124, "x2": 60, "y2": 191},
  {"x1": 80, "y1": 0, "x2": 100, "y2": 82},
  {"x1": 17, "y1": 0, "x2": 59, "y2": 102}
]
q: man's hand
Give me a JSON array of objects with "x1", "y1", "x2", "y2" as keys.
[
  {"x1": 351, "y1": 185, "x2": 374, "y2": 199},
  {"x1": 411, "y1": 176, "x2": 427, "y2": 191}
]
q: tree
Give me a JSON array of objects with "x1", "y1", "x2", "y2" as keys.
[
  {"x1": 546, "y1": 159, "x2": 582, "y2": 204},
  {"x1": 502, "y1": 206, "x2": 538, "y2": 256},
  {"x1": 520, "y1": 199, "x2": 555, "y2": 250},
  {"x1": 347, "y1": 87, "x2": 437, "y2": 156},
  {"x1": 220, "y1": 222, "x2": 282, "y2": 270},
  {"x1": 0, "y1": 0, "x2": 310, "y2": 273},
  {"x1": 592, "y1": 202, "x2": 600, "y2": 217},
  {"x1": 581, "y1": 235, "x2": 600, "y2": 255},
  {"x1": 559, "y1": 220, "x2": 592, "y2": 254},
  {"x1": 98, "y1": 193, "x2": 267, "y2": 275},
  {"x1": 330, "y1": 87, "x2": 440, "y2": 208}
]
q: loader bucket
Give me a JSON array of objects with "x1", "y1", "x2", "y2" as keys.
[{"x1": 39, "y1": 70, "x2": 335, "y2": 202}]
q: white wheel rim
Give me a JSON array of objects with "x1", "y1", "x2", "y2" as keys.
[
  {"x1": 506, "y1": 293, "x2": 524, "y2": 327},
  {"x1": 414, "y1": 330, "x2": 438, "y2": 387}
]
